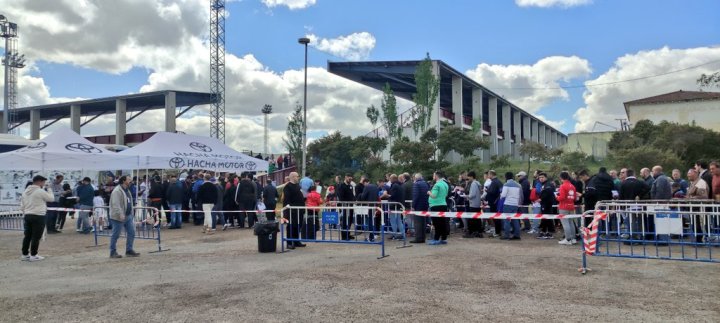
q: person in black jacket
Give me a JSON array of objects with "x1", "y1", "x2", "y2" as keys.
[
  {"x1": 486, "y1": 170, "x2": 503, "y2": 237},
  {"x1": 262, "y1": 179, "x2": 278, "y2": 221},
  {"x1": 619, "y1": 169, "x2": 650, "y2": 241},
  {"x1": 358, "y1": 177, "x2": 381, "y2": 241},
  {"x1": 196, "y1": 174, "x2": 218, "y2": 234},
  {"x1": 336, "y1": 173, "x2": 356, "y2": 240},
  {"x1": 537, "y1": 172, "x2": 556, "y2": 239},
  {"x1": 235, "y1": 173, "x2": 257, "y2": 228},
  {"x1": 695, "y1": 160, "x2": 714, "y2": 198},
  {"x1": 283, "y1": 172, "x2": 306, "y2": 249},
  {"x1": 223, "y1": 175, "x2": 239, "y2": 228},
  {"x1": 517, "y1": 172, "x2": 531, "y2": 231},
  {"x1": 578, "y1": 170, "x2": 597, "y2": 227},
  {"x1": 593, "y1": 167, "x2": 615, "y2": 202},
  {"x1": 165, "y1": 176, "x2": 185, "y2": 229}
]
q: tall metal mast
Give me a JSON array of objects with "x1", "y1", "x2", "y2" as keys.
[
  {"x1": 210, "y1": 1, "x2": 226, "y2": 142},
  {"x1": 1, "y1": 15, "x2": 25, "y2": 134}
]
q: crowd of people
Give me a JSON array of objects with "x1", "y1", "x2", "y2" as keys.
[{"x1": 17, "y1": 158, "x2": 720, "y2": 261}]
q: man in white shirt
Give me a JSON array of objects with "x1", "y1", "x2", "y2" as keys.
[{"x1": 500, "y1": 172, "x2": 523, "y2": 240}]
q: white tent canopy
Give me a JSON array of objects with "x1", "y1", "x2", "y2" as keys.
[
  {"x1": 0, "y1": 127, "x2": 137, "y2": 170},
  {"x1": 118, "y1": 132, "x2": 268, "y2": 173}
]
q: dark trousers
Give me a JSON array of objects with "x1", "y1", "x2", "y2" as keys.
[
  {"x1": 412, "y1": 214, "x2": 427, "y2": 242},
  {"x1": 341, "y1": 209, "x2": 354, "y2": 240},
  {"x1": 57, "y1": 210, "x2": 69, "y2": 230},
  {"x1": 466, "y1": 207, "x2": 484, "y2": 233},
  {"x1": 364, "y1": 210, "x2": 382, "y2": 240},
  {"x1": 430, "y1": 205, "x2": 449, "y2": 241},
  {"x1": 284, "y1": 208, "x2": 303, "y2": 245},
  {"x1": 45, "y1": 202, "x2": 58, "y2": 231},
  {"x1": 265, "y1": 203, "x2": 277, "y2": 221},
  {"x1": 540, "y1": 218, "x2": 555, "y2": 233},
  {"x1": 22, "y1": 214, "x2": 46, "y2": 256}
]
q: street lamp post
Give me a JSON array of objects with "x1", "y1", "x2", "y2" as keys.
[
  {"x1": 261, "y1": 104, "x2": 272, "y2": 157},
  {"x1": 298, "y1": 37, "x2": 310, "y2": 177}
]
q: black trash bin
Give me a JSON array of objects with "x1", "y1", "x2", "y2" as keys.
[{"x1": 254, "y1": 221, "x2": 278, "y2": 253}]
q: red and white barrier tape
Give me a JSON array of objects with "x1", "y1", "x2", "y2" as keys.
[
  {"x1": 398, "y1": 210, "x2": 587, "y2": 220},
  {"x1": 581, "y1": 211, "x2": 607, "y2": 255}
]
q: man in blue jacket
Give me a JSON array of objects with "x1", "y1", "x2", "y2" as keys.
[
  {"x1": 76, "y1": 177, "x2": 95, "y2": 234},
  {"x1": 410, "y1": 173, "x2": 430, "y2": 243}
]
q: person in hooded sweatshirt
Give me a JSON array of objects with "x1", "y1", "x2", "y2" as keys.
[{"x1": 20, "y1": 175, "x2": 55, "y2": 262}]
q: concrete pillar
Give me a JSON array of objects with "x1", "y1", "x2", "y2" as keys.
[
  {"x1": 522, "y1": 114, "x2": 531, "y2": 161},
  {"x1": 513, "y1": 109, "x2": 521, "y2": 160},
  {"x1": 165, "y1": 91, "x2": 176, "y2": 133},
  {"x1": 539, "y1": 124, "x2": 546, "y2": 146},
  {"x1": 532, "y1": 119, "x2": 539, "y2": 143},
  {"x1": 30, "y1": 110, "x2": 40, "y2": 140},
  {"x1": 0, "y1": 111, "x2": 6, "y2": 133},
  {"x1": 488, "y1": 97, "x2": 498, "y2": 156},
  {"x1": 552, "y1": 131, "x2": 559, "y2": 148},
  {"x1": 116, "y1": 99, "x2": 127, "y2": 146},
  {"x1": 70, "y1": 104, "x2": 81, "y2": 134},
  {"x1": 545, "y1": 127, "x2": 552, "y2": 147},
  {"x1": 501, "y1": 103, "x2": 511, "y2": 156},
  {"x1": 452, "y1": 76, "x2": 463, "y2": 127},
  {"x1": 471, "y1": 88, "x2": 483, "y2": 161}
]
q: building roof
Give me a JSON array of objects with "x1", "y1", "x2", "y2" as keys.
[
  {"x1": 2, "y1": 90, "x2": 216, "y2": 129},
  {"x1": 624, "y1": 90, "x2": 720, "y2": 106},
  {"x1": 328, "y1": 59, "x2": 566, "y2": 136}
]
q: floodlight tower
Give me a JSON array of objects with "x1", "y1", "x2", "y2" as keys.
[
  {"x1": 210, "y1": 1, "x2": 226, "y2": 142},
  {"x1": 261, "y1": 104, "x2": 272, "y2": 156},
  {"x1": 1, "y1": 15, "x2": 25, "y2": 134}
]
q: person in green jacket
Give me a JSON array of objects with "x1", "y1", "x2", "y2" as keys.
[{"x1": 427, "y1": 170, "x2": 449, "y2": 245}]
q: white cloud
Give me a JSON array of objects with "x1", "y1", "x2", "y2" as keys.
[
  {"x1": 0, "y1": 0, "x2": 382, "y2": 154},
  {"x1": 262, "y1": 0, "x2": 317, "y2": 10},
  {"x1": 515, "y1": 0, "x2": 592, "y2": 8},
  {"x1": 306, "y1": 32, "x2": 376, "y2": 61},
  {"x1": 466, "y1": 56, "x2": 592, "y2": 113},
  {"x1": 573, "y1": 46, "x2": 720, "y2": 132}
]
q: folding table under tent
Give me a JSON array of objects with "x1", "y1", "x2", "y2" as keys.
[
  {"x1": 0, "y1": 127, "x2": 137, "y2": 171},
  {"x1": 118, "y1": 132, "x2": 269, "y2": 173}
]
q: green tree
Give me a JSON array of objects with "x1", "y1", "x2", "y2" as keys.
[
  {"x1": 412, "y1": 53, "x2": 440, "y2": 135},
  {"x1": 560, "y1": 151, "x2": 590, "y2": 173},
  {"x1": 518, "y1": 141, "x2": 551, "y2": 174},
  {"x1": 630, "y1": 119, "x2": 657, "y2": 144},
  {"x1": 697, "y1": 72, "x2": 720, "y2": 89},
  {"x1": 365, "y1": 104, "x2": 379, "y2": 127},
  {"x1": 283, "y1": 103, "x2": 304, "y2": 168},
  {"x1": 489, "y1": 154, "x2": 511, "y2": 170},
  {"x1": 437, "y1": 126, "x2": 489, "y2": 158},
  {"x1": 380, "y1": 83, "x2": 401, "y2": 139},
  {"x1": 390, "y1": 136, "x2": 446, "y2": 175},
  {"x1": 609, "y1": 146, "x2": 684, "y2": 174}
]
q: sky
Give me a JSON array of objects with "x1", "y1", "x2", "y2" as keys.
[{"x1": 1, "y1": 0, "x2": 719, "y2": 153}]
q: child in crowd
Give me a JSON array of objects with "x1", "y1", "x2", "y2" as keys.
[{"x1": 93, "y1": 190, "x2": 107, "y2": 231}]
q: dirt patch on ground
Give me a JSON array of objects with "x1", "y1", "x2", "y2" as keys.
[{"x1": 1, "y1": 221, "x2": 718, "y2": 322}]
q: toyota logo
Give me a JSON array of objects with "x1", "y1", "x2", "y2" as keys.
[
  {"x1": 189, "y1": 142, "x2": 212, "y2": 152},
  {"x1": 20, "y1": 141, "x2": 47, "y2": 151},
  {"x1": 169, "y1": 157, "x2": 185, "y2": 169},
  {"x1": 245, "y1": 161, "x2": 257, "y2": 170},
  {"x1": 65, "y1": 143, "x2": 103, "y2": 154}
]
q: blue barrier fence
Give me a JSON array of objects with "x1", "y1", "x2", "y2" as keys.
[
  {"x1": 92, "y1": 206, "x2": 168, "y2": 253},
  {"x1": 280, "y1": 202, "x2": 407, "y2": 259},
  {"x1": 582, "y1": 200, "x2": 720, "y2": 272}
]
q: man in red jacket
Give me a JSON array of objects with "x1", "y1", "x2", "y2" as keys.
[{"x1": 557, "y1": 171, "x2": 577, "y2": 245}]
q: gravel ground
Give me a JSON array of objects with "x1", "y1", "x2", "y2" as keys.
[{"x1": 0, "y1": 220, "x2": 718, "y2": 323}]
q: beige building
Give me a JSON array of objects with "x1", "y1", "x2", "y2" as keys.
[
  {"x1": 563, "y1": 131, "x2": 614, "y2": 161},
  {"x1": 624, "y1": 90, "x2": 720, "y2": 131}
]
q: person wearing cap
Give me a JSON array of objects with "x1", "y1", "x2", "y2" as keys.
[
  {"x1": 20, "y1": 175, "x2": 55, "y2": 261},
  {"x1": 76, "y1": 177, "x2": 95, "y2": 234}
]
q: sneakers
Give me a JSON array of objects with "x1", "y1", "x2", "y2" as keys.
[
  {"x1": 110, "y1": 253, "x2": 123, "y2": 259},
  {"x1": 536, "y1": 233, "x2": 546, "y2": 239},
  {"x1": 491, "y1": 233, "x2": 500, "y2": 238},
  {"x1": 545, "y1": 234, "x2": 554, "y2": 240},
  {"x1": 527, "y1": 229, "x2": 538, "y2": 234},
  {"x1": 20, "y1": 255, "x2": 30, "y2": 261},
  {"x1": 440, "y1": 240, "x2": 447, "y2": 245},
  {"x1": 125, "y1": 250, "x2": 140, "y2": 257},
  {"x1": 28, "y1": 255, "x2": 45, "y2": 262},
  {"x1": 427, "y1": 240, "x2": 442, "y2": 245},
  {"x1": 222, "y1": 223, "x2": 230, "y2": 231},
  {"x1": 558, "y1": 239, "x2": 573, "y2": 245},
  {"x1": 570, "y1": 239, "x2": 577, "y2": 245}
]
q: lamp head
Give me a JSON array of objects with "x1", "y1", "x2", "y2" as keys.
[{"x1": 298, "y1": 37, "x2": 310, "y2": 45}]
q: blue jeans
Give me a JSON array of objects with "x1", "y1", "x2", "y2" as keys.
[
  {"x1": 168, "y1": 203, "x2": 182, "y2": 228},
  {"x1": 109, "y1": 216, "x2": 135, "y2": 255},
  {"x1": 502, "y1": 205, "x2": 521, "y2": 238},
  {"x1": 77, "y1": 205, "x2": 93, "y2": 233},
  {"x1": 211, "y1": 204, "x2": 224, "y2": 229},
  {"x1": 531, "y1": 206, "x2": 541, "y2": 231},
  {"x1": 389, "y1": 214, "x2": 404, "y2": 238}
]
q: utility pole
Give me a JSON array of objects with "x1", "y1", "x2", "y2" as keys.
[{"x1": 262, "y1": 104, "x2": 272, "y2": 156}]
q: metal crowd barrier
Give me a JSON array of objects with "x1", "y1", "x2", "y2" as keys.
[
  {"x1": 281, "y1": 201, "x2": 407, "y2": 259},
  {"x1": 581, "y1": 200, "x2": 720, "y2": 272},
  {"x1": 92, "y1": 206, "x2": 168, "y2": 253},
  {"x1": 0, "y1": 204, "x2": 24, "y2": 231}
]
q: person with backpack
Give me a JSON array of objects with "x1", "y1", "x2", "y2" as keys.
[{"x1": 427, "y1": 171, "x2": 450, "y2": 245}]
